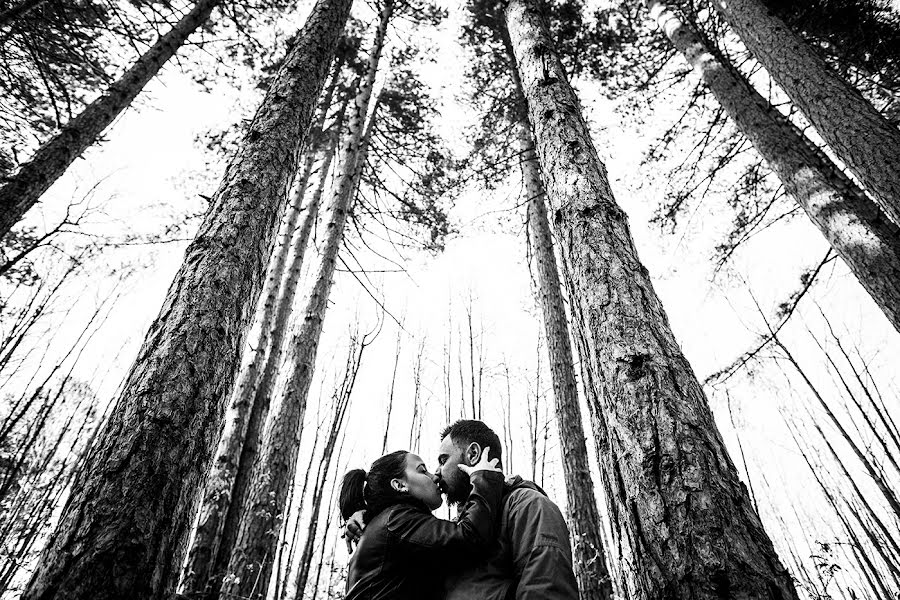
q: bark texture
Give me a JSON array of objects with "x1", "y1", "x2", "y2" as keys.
[
  {"x1": 0, "y1": 0, "x2": 222, "y2": 240},
  {"x1": 179, "y1": 76, "x2": 348, "y2": 599},
  {"x1": 505, "y1": 0, "x2": 800, "y2": 598},
  {"x1": 521, "y1": 124, "x2": 613, "y2": 600},
  {"x1": 19, "y1": 0, "x2": 353, "y2": 597},
  {"x1": 649, "y1": 0, "x2": 900, "y2": 334},
  {"x1": 218, "y1": 4, "x2": 390, "y2": 597},
  {"x1": 202, "y1": 96, "x2": 349, "y2": 600},
  {"x1": 502, "y1": 25, "x2": 612, "y2": 596},
  {"x1": 710, "y1": 0, "x2": 900, "y2": 226}
]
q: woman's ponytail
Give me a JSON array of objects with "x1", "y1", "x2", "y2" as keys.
[
  {"x1": 339, "y1": 450, "x2": 409, "y2": 523},
  {"x1": 339, "y1": 468, "x2": 367, "y2": 520}
]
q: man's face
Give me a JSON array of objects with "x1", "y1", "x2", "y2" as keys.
[{"x1": 436, "y1": 435, "x2": 471, "y2": 506}]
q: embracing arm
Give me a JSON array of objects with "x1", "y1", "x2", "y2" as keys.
[
  {"x1": 389, "y1": 470, "x2": 504, "y2": 558},
  {"x1": 508, "y1": 489, "x2": 579, "y2": 600}
]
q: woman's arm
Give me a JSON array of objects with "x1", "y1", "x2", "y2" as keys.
[{"x1": 388, "y1": 469, "x2": 505, "y2": 557}]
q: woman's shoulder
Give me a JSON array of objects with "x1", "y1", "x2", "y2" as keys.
[{"x1": 380, "y1": 500, "x2": 432, "y2": 532}]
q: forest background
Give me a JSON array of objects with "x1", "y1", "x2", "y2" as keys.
[{"x1": 1, "y1": 0, "x2": 899, "y2": 598}]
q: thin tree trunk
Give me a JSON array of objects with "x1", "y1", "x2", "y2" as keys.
[
  {"x1": 309, "y1": 428, "x2": 349, "y2": 600},
  {"x1": 19, "y1": 0, "x2": 353, "y2": 596},
  {"x1": 504, "y1": 0, "x2": 799, "y2": 597},
  {"x1": 710, "y1": 0, "x2": 900, "y2": 226},
  {"x1": 381, "y1": 322, "x2": 402, "y2": 454},
  {"x1": 292, "y1": 333, "x2": 364, "y2": 597},
  {"x1": 204, "y1": 97, "x2": 350, "y2": 600},
  {"x1": 501, "y1": 362, "x2": 514, "y2": 475},
  {"x1": 218, "y1": 3, "x2": 390, "y2": 596},
  {"x1": 0, "y1": 0, "x2": 223, "y2": 240},
  {"x1": 409, "y1": 338, "x2": 425, "y2": 453},
  {"x1": 774, "y1": 335, "x2": 900, "y2": 519},
  {"x1": 179, "y1": 84, "x2": 350, "y2": 600},
  {"x1": 649, "y1": 0, "x2": 900, "y2": 334}
]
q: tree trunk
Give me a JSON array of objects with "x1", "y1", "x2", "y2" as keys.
[
  {"x1": 518, "y1": 110, "x2": 614, "y2": 600},
  {"x1": 504, "y1": 0, "x2": 800, "y2": 598},
  {"x1": 203, "y1": 96, "x2": 350, "y2": 600},
  {"x1": 381, "y1": 328, "x2": 402, "y2": 454},
  {"x1": 0, "y1": 0, "x2": 223, "y2": 241},
  {"x1": 292, "y1": 334, "x2": 363, "y2": 597},
  {"x1": 710, "y1": 0, "x2": 900, "y2": 226},
  {"x1": 179, "y1": 79, "x2": 350, "y2": 600},
  {"x1": 648, "y1": 0, "x2": 900, "y2": 334},
  {"x1": 498, "y1": 20, "x2": 613, "y2": 597},
  {"x1": 217, "y1": 3, "x2": 390, "y2": 596},
  {"x1": 19, "y1": 0, "x2": 353, "y2": 597}
]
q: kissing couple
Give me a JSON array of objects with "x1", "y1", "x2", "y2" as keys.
[{"x1": 338, "y1": 419, "x2": 580, "y2": 599}]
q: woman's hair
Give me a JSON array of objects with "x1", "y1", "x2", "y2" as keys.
[{"x1": 339, "y1": 450, "x2": 410, "y2": 521}]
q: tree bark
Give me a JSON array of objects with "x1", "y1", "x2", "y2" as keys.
[
  {"x1": 710, "y1": 0, "x2": 900, "y2": 226},
  {"x1": 521, "y1": 121, "x2": 614, "y2": 600},
  {"x1": 19, "y1": 0, "x2": 353, "y2": 597},
  {"x1": 179, "y1": 77, "x2": 349, "y2": 600},
  {"x1": 505, "y1": 0, "x2": 800, "y2": 598},
  {"x1": 217, "y1": 4, "x2": 390, "y2": 597},
  {"x1": 648, "y1": 0, "x2": 900, "y2": 334},
  {"x1": 201, "y1": 97, "x2": 350, "y2": 600},
  {"x1": 0, "y1": 0, "x2": 223, "y2": 241},
  {"x1": 500, "y1": 25, "x2": 613, "y2": 597}
]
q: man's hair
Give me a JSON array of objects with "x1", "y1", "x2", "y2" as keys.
[{"x1": 440, "y1": 420, "x2": 502, "y2": 465}]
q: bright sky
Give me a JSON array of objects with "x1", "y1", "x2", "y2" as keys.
[{"x1": 4, "y1": 0, "x2": 899, "y2": 598}]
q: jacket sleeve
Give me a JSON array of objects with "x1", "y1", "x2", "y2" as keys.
[
  {"x1": 507, "y1": 489, "x2": 580, "y2": 600},
  {"x1": 386, "y1": 470, "x2": 504, "y2": 558}
]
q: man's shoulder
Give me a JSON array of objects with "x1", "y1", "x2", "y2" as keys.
[{"x1": 502, "y1": 478, "x2": 560, "y2": 513}]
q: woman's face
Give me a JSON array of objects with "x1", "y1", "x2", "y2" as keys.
[{"x1": 401, "y1": 453, "x2": 443, "y2": 510}]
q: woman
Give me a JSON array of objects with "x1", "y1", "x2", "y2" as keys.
[{"x1": 338, "y1": 447, "x2": 503, "y2": 599}]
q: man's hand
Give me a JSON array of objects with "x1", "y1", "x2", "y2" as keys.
[
  {"x1": 458, "y1": 446, "x2": 502, "y2": 476},
  {"x1": 340, "y1": 509, "x2": 366, "y2": 553}
]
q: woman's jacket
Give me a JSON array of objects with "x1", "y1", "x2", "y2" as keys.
[{"x1": 345, "y1": 470, "x2": 504, "y2": 600}]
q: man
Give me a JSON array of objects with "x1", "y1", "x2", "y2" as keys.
[{"x1": 345, "y1": 419, "x2": 579, "y2": 599}]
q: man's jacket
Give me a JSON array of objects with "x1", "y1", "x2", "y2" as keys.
[{"x1": 442, "y1": 476, "x2": 580, "y2": 600}]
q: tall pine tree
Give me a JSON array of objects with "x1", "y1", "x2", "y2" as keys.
[
  {"x1": 505, "y1": 0, "x2": 799, "y2": 596},
  {"x1": 19, "y1": 0, "x2": 353, "y2": 597}
]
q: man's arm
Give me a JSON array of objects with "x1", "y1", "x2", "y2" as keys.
[{"x1": 507, "y1": 489, "x2": 579, "y2": 599}]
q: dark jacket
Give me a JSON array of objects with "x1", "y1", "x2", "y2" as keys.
[
  {"x1": 345, "y1": 470, "x2": 505, "y2": 600},
  {"x1": 442, "y1": 476, "x2": 579, "y2": 600}
]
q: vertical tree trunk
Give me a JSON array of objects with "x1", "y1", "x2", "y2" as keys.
[
  {"x1": 709, "y1": 0, "x2": 900, "y2": 226},
  {"x1": 505, "y1": 0, "x2": 800, "y2": 598},
  {"x1": 381, "y1": 328, "x2": 402, "y2": 454},
  {"x1": 275, "y1": 398, "x2": 326, "y2": 600},
  {"x1": 218, "y1": 4, "x2": 391, "y2": 596},
  {"x1": 498, "y1": 21, "x2": 613, "y2": 598},
  {"x1": 0, "y1": 0, "x2": 224, "y2": 240},
  {"x1": 179, "y1": 82, "x2": 350, "y2": 600},
  {"x1": 518, "y1": 115, "x2": 614, "y2": 600},
  {"x1": 648, "y1": 0, "x2": 900, "y2": 333},
  {"x1": 18, "y1": 0, "x2": 353, "y2": 597},
  {"x1": 309, "y1": 429, "x2": 350, "y2": 599},
  {"x1": 204, "y1": 95, "x2": 351, "y2": 600},
  {"x1": 292, "y1": 333, "x2": 364, "y2": 597}
]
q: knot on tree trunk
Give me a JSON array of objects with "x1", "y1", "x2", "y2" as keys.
[{"x1": 620, "y1": 353, "x2": 652, "y2": 382}]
